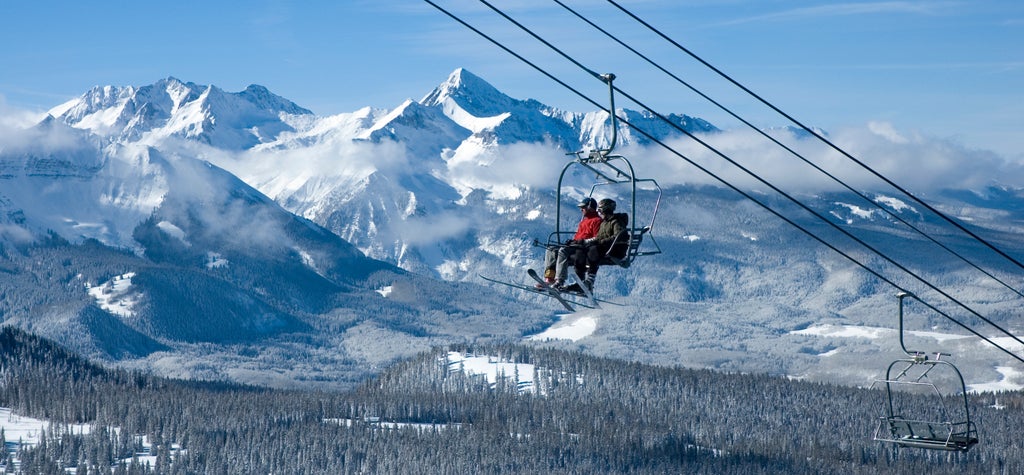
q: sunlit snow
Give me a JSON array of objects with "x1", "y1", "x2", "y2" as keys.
[
  {"x1": 875, "y1": 195, "x2": 914, "y2": 213},
  {"x1": 835, "y1": 202, "x2": 874, "y2": 221},
  {"x1": 0, "y1": 407, "x2": 91, "y2": 448},
  {"x1": 85, "y1": 272, "x2": 139, "y2": 318},
  {"x1": 793, "y1": 323, "x2": 974, "y2": 343},
  {"x1": 445, "y1": 351, "x2": 536, "y2": 393},
  {"x1": 792, "y1": 323, "x2": 889, "y2": 340},
  {"x1": 528, "y1": 311, "x2": 598, "y2": 342},
  {"x1": 967, "y1": 366, "x2": 1024, "y2": 393},
  {"x1": 980, "y1": 335, "x2": 1024, "y2": 353},
  {"x1": 793, "y1": 324, "x2": 1024, "y2": 392},
  {"x1": 0, "y1": 407, "x2": 179, "y2": 469}
]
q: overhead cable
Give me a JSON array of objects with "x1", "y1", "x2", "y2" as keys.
[
  {"x1": 554, "y1": 0, "x2": 1024, "y2": 302},
  {"x1": 422, "y1": 0, "x2": 1024, "y2": 363},
  {"x1": 606, "y1": 0, "x2": 1024, "y2": 277},
  {"x1": 469, "y1": 0, "x2": 1024, "y2": 351}
]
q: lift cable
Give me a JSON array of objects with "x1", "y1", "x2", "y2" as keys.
[
  {"x1": 606, "y1": 0, "x2": 1024, "y2": 277},
  {"x1": 470, "y1": 0, "x2": 1024, "y2": 352},
  {"x1": 553, "y1": 0, "x2": 1024, "y2": 302},
  {"x1": 422, "y1": 0, "x2": 1024, "y2": 363}
]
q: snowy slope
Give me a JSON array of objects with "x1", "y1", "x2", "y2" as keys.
[
  {"x1": 50, "y1": 77, "x2": 312, "y2": 149},
  {"x1": 2, "y1": 67, "x2": 1024, "y2": 392}
]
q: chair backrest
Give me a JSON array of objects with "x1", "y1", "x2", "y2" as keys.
[{"x1": 601, "y1": 225, "x2": 651, "y2": 268}]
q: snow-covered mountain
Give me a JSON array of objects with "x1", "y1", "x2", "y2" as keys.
[
  {"x1": 49, "y1": 77, "x2": 312, "y2": 149},
  {"x1": 0, "y1": 82, "x2": 553, "y2": 387},
  {"x1": 4, "y1": 67, "x2": 1024, "y2": 391}
]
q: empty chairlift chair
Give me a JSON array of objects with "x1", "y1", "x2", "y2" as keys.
[{"x1": 871, "y1": 292, "x2": 979, "y2": 452}]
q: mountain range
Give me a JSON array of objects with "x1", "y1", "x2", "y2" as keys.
[{"x1": 2, "y1": 68, "x2": 1024, "y2": 390}]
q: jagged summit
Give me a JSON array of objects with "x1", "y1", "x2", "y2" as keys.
[
  {"x1": 420, "y1": 68, "x2": 521, "y2": 119},
  {"x1": 237, "y1": 83, "x2": 313, "y2": 116},
  {"x1": 416, "y1": 68, "x2": 717, "y2": 151},
  {"x1": 48, "y1": 78, "x2": 312, "y2": 150}
]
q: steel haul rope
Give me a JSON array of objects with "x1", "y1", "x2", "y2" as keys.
[
  {"x1": 606, "y1": 0, "x2": 1024, "y2": 277},
  {"x1": 423, "y1": 0, "x2": 1024, "y2": 363},
  {"x1": 554, "y1": 0, "x2": 1024, "y2": 302}
]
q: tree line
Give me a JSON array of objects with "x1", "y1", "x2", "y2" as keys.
[{"x1": 0, "y1": 328, "x2": 1021, "y2": 474}]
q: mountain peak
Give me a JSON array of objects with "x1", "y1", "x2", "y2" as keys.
[
  {"x1": 238, "y1": 84, "x2": 313, "y2": 116},
  {"x1": 48, "y1": 78, "x2": 314, "y2": 150},
  {"x1": 420, "y1": 68, "x2": 516, "y2": 117}
]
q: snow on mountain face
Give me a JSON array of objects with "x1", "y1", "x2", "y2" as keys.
[
  {"x1": 50, "y1": 77, "x2": 313, "y2": 150},
  {"x1": 0, "y1": 132, "x2": 168, "y2": 249},
  {"x1": 363, "y1": 99, "x2": 471, "y2": 161},
  {"x1": 418, "y1": 68, "x2": 719, "y2": 160},
  {"x1": 13, "y1": 67, "x2": 1024, "y2": 391},
  {"x1": 421, "y1": 67, "x2": 520, "y2": 121},
  {"x1": 421, "y1": 68, "x2": 581, "y2": 150}
]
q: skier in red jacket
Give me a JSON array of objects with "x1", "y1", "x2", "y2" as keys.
[{"x1": 537, "y1": 197, "x2": 601, "y2": 289}]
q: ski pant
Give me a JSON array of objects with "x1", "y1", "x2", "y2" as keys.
[
  {"x1": 544, "y1": 244, "x2": 582, "y2": 282},
  {"x1": 572, "y1": 243, "x2": 606, "y2": 280}
]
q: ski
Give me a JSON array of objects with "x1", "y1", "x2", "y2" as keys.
[
  {"x1": 478, "y1": 274, "x2": 588, "y2": 312},
  {"x1": 567, "y1": 272, "x2": 600, "y2": 308},
  {"x1": 525, "y1": 270, "x2": 621, "y2": 307},
  {"x1": 526, "y1": 269, "x2": 577, "y2": 312}
]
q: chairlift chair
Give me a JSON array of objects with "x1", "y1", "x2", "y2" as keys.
[
  {"x1": 541, "y1": 73, "x2": 663, "y2": 269},
  {"x1": 871, "y1": 292, "x2": 979, "y2": 452}
]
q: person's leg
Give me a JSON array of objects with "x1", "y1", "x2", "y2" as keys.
[
  {"x1": 542, "y1": 247, "x2": 558, "y2": 282},
  {"x1": 583, "y1": 245, "x2": 606, "y2": 291},
  {"x1": 561, "y1": 246, "x2": 590, "y2": 293},
  {"x1": 554, "y1": 245, "x2": 576, "y2": 286},
  {"x1": 573, "y1": 246, "x2": 589, "y2": 282}
]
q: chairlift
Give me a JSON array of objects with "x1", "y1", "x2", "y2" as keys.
[
  {"x1": 483, "y1": 74, "x2": 662, "y2": 311},
  {"x1": 539, "y1": 73, "x2": 663, "y2": 269},
  {"x1": 871, "y1": 292, "x2": 979, "y2": 452}
]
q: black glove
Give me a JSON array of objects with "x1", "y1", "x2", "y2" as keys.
[{"x1": 565, "y1": 239, "x2": 577, "y2": 246}]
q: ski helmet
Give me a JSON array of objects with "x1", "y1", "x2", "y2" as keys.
[
  {"x1": 577, "y1": 197, "x2": 597, "y2": 210},
  {"x1": 598, "y1": 198, "x2": 616, "y2": 214}
]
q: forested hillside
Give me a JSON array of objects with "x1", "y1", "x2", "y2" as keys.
[{"x1": 0, "y1": 327, "x2": 1019, "y2": 474}]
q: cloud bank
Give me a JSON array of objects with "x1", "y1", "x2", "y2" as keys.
[{"x1": 634, "y1": 122, "x2": 1023, "y2": 194}]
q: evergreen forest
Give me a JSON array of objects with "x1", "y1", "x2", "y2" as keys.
[{"x1": 0, "y1": 326, "x2": 1020, "y2": 474}]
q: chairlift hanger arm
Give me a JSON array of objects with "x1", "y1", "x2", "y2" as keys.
[
  {"x1": 593, "y1": 73, "x2": 618, "y2": 159},
  {"x1": 896, "y1": 292, "x2": 952, "y2": 360}
]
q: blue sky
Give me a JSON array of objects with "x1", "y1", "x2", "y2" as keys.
[{"x1": 1, "y1": 1, "x2": 1021, "y2": 158}]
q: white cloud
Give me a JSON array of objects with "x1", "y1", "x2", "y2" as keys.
[
  {"x1": 639, "y1": 123, "x2": 1023, "y2": 193},
  {"x1": 0, "y1": 96, "x2": 45, "y2": 131},
  {"x1": 445, "y1": 140, "x2": 564, "y2": 198},
  {"x1": 866, "y1": 121, "x2": 908, "y2": 143},
  {"x1": 0, "y1": 224, "x2": 34, "y2": 243},
  {"x1": 394, "y1": 210, "x2": 474, "y2": 246}
]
